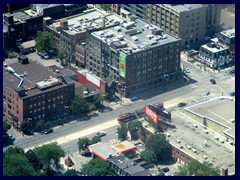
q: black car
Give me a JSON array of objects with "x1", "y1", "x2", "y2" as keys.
[
  {"x1": 178, "y1": 102, "x2": 186, "y2": 107},
  {"x1": 43, "y1": 129, "x2": 53, "y2": 134},
  {"x1": 210, "y1": 79, "x2": 216, "y2": 84},
  {"x1": 161, "y1": 167, "x2": 170, "y2": 173}
]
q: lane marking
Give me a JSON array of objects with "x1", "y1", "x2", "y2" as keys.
[{"x1": 24, "y1": 119, "x2": 118, "y2": 152}]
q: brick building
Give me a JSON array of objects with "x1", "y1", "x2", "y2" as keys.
[
  {"x1": 86, "y1": 14, "x2": 181, "y2": 97},
  {"x1": 3, "y1": 61, "x2": 75, "y2": 127}
]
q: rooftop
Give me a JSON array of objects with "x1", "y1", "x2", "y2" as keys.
[
  {"x1": 92, "y1": 16, "x2": 179, "y2": 55},
  {"x1": 48, "y1": 8, "x2": 109, "y2": 35},
  {"x1": 3, "y1": 61, "x2": 70, "y2": 98},
  {"x1": 163, "y1": 97, "x2": 235, "y2": 175},
  {"x1": 220, "y1": 28, "x2": 235, "y2": 38},
  {"x1": 165, "y1": 4, "x2": 204, "y2": 13},
  {"x1": 201, "y1": 43, "x2": 228, "y2": 53},
  {"x1": 107, "y1": 155, "x2": 151, "y2": 176}
]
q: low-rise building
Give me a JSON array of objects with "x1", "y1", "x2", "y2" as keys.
[{"x1": 199, "y1": 43, "x2": 232, "y2": 69}]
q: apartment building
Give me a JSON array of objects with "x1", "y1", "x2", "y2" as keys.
[
  {"x1": 44, "y1": 8, "x2": 116, "y2": 65},
  {"x1": 86, "y1": 14, "x2": 181, "y2": 97},
  {"x1": 147, "y1": 4, "x2": 207, "y2": 48},
  {"x1": 3, "y1": 61, "x2": 75, "y2": 127}
]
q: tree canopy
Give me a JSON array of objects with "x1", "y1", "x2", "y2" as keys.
[
  {"x1": 70, "y1": 96, "x2": 89, "y2": 115},
  {"x1": 140, "y1": 149, "x2": 158, "y2": 164},
  {"x1": 117, "y1": 121, "x2": 142, "y2": 141},
  {"x1": 175, "y1": 160, "x2": 221, "y2": 176},
  {"x1": 117, "y1": 123, "x2": 128, "y2": 141},
  {"x1": 78, "y1": 137, "x2": 91, "y2": 152},
  {"x1": 32, "y1": 142, "x2": 65, "y2": 173},
  {"x1": 81, "y1": 158, "x2": 115, "y2": 176},
  {"x1": 91, "y1": 136, "x2": 101, "y2": 144},
  {"x1": 100, "y1": 4, "x2": 111, "y2": 11},
  {"x1": 3, "y1": 147, "x2": 42, "y2": 176},
  {"x1": 35, "y1": 31, "x2": 54, "y2": 53},
  {"x1": 3, "y1": 118, "x2": 11, "y2": 146},
  {"x1": 145, "y1": 134, "x2": 172, "y2": 162}
]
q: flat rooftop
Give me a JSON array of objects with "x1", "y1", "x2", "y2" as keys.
[
  {"x1": 220, "y1": 28, "x2": 235, "y2": 38},
  {"x1": 3, "y1": 61, "x2": 69, "y2": 98},
  {"x1": 201, "y1": 43, "x2": 228, "y2": 53},
  {"x1": 186, "y1": 97, "x2": 235, "y2": 139},
  {"x1": 164, "y1": 97, "x2": 235, "y2": 175},
  {"x1": 48, "y1": 8, "x2": 110, "y2": 35},
  {"x1": 92, "y1": 17, "x2": 179, "y2": 55},
  {"x1": 165, "y1": 4, "x2": 204, "y2": 13}
]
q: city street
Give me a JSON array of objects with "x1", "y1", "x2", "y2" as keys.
[{"x1": 7, "y1": 51, "x2": 235, "y2": 154}]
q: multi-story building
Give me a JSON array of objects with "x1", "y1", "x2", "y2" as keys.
[
  {"x1": 120, "y1": 4, "x2": 147, "y2": 20},
  {"x1": 146, "y1": 4, "x2": 207, "y2": 48},
  {"x1": 199, "y1": 42, "x2": 232, "y2": 69},
  {"x1": 86, "y1": 14, "x2": 181, "y2": 97},
  {"x1": 3, "y1": 4, "x2": 87, "y2": 56},
  {"x1": 218, "y1": 28, "x2": 235, "y2": 53},
  {"x1": 205, "y1": 4, "x2": 221, "y2": 36},
  {"x1": 44, "y1": 8, "x2": 114, "y2": 64},
  {"x1": 3, "y1": 60, "x2": 75, "y2": 127}
]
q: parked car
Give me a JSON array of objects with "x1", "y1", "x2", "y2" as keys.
[
  {"x1": 178, "y1": 102, "x2": 186, "y2": 107},
  {"x1": 8, "y1": 135, "x2": 15, "y2": 143},
  {"x1": 96, "y1": 131, "x2": 106, "y2": 137},
  {"x1": 42, "y1": 129, "x2": 53, "y2": 134},
  {"x1": 229, "y1": 69, "x2": 235, "y2": 74},
  {"x1": 230, "y1": 92, "x2": 235, "y2": 96},
  {"x1": 161, "y1": 167, "x2": 170, "y2": 173},
  {"x1": 130, "y1": 96, "x2": 139, "y2": 101},
  {"x1": 37, "y1": 51, "x2": 49, "y2": 59},
  {"x1": 210, "y1": 79, "x2": 216, "y2": 84}
]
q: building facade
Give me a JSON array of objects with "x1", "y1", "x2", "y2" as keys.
[
  {"x1": 146, "y1": 4, "x2": 207, "y2": 49},
  {"x1": 199, "y1": 43, "x2": 232, "y2": 69},
  {"x1": 3, "y1": 61, "x2": 75, "y2": 127},
  {"x1": 86, "y1": 15, "x2": 181, "y2": 97}
]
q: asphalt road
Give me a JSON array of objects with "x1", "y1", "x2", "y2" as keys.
[{"x1": 9, "y1": 52, "x2": 235, "y2": 154}]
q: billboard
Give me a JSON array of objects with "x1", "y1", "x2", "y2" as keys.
[
  {"x1": 145, "y1": 105, "x2": 159, "y2": 125},
  {"x1": 119, "y1": 52, "x2": 126, "y2": 78}
]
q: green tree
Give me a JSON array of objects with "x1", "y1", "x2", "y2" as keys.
[
  {"x1": 91, "y1": 136, "x2": 101, "y2": 144},
  {"x1": 63, "y1": 169, "x2": 81, "y2": 176},
  {"x1": 35, "y1": 31, "x2": 54, "y2": 53},
  {"x1": 21, "y1": 120, "x2": 31, "y2": 131},
  {"x1": 78, "y1": 138, "x2": 91, "y2": 152},
  {"x1": 3, "y1": 118, "x2": 11, "y2": 145},
  {"x1": 117, "y1": 123, "x2": 128, "y2": 141},
  {"x1": 100, "y1": 4, "x2": 111, "y2": 12},
  {"x1": 35, "y1": 119, "x2": 46, "y2": 131},
  {"x1": 33, "y1": 142, "x2": 65, "y2": 173},
  {"x1": 3, "y1": 147, "x2": 41, "y2": 176},
  {"x1": 145, "y1": 134, "x2": 172, "y2": 162},
  {"x1": 25, "y1": 149, "x2": 43, "y2": 171},
  {"x1": 175, "y1": 160, "x2": 221, "y2": 176},
  {"x1": 92, "y1": 94, "x2": 102, "y2": 108},
  {"x1": 70, "y1": 96, "x2": 89, "y2": 115},
  {"x1": 141, "y1": 149, "x2": 158, "y2": 164},
  {"x1": 81, "y1": 158, "x2": 115, "y2": 176},
  {"x1": 127, "y1": 121, "x2": 142, "y2": 140}
]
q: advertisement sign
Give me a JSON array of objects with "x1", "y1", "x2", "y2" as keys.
[
  {"x1": 119, "y1": 52, "x2": 126, "y2": 78},
  {"x1": 145, "y1": 105, "x2": 159, "y2": 125}
]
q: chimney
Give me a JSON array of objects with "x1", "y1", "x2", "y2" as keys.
[
  {"x1": 60, "y1": 19, "x2": 68, "y2": 30},
  {"x1": 221, "y1": 168, "x2": 228, "y2": 176}
]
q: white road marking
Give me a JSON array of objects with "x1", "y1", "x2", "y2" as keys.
[{"x1": 24, "y1": 118, "x2": 118, "y2": 152}]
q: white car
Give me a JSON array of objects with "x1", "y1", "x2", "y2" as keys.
[{"x1": 96, "y1": 131, "x2": 106, "y2": 137}]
